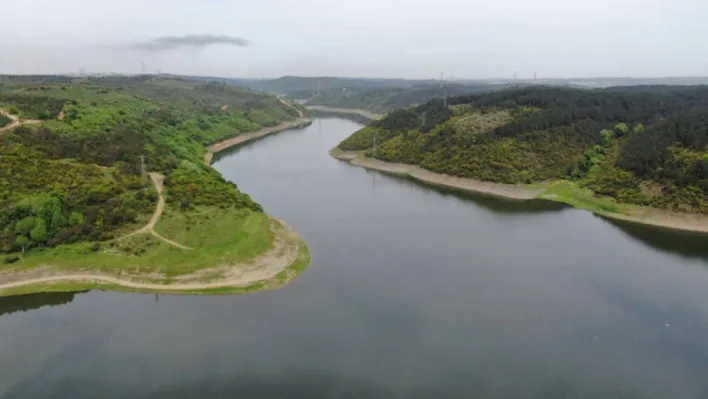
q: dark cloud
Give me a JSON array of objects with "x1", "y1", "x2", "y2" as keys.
[{"x1": 134, "y1": 34, "x2": 250, "y2": 52}]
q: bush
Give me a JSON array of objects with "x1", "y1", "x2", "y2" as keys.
[{"x1": 3, "y1": 255, "x2": 20, "y2": 264}]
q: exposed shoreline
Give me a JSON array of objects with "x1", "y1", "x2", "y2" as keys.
[
  {"x1": 204, "y1": 118, "x2": 313, "y2": 164},
  {"x1": 331, "y1": 149, "x2": 708, "y2": 234},
  {"x1": 305, "y1": 106, "x2": 383, "y2": 123},
  {"x1": 0, "y1": 218, "x2": 311, "y2": 297}
]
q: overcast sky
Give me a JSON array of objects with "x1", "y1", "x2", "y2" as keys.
[{"x1": 0, "y1": 0, "x2": 705, "y2": 79}]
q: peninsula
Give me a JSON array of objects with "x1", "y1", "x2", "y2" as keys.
[{"x1": 0, "y1": 75, "x2": 311, "y2": 297}]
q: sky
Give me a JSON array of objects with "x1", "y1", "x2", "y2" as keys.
[{"x1": 0, "y1": 0, "x2": 706, "y2": 79}]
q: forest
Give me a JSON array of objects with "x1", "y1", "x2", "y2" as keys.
[
  {"x1": 0, "y1": 75, "x2": 297, "y2": 255},
  {"x1": 291, "y1": 83, "x2": 510, "y2": 113},
  {"x1": 338, "y1": 85, "x2": 708, "y2": 213}
]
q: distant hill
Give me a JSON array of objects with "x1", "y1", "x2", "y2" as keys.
[
  {"x1": 294, "y1": 83, "x2": 519, "y2": 113},
  {"x1": 337, "y1": 85, "x2": 708, "y2": 214},
  {"x1": 171, "y1": 74, "x2": 441, "y2": 94}
]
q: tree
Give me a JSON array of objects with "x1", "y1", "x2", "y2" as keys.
[
  {"x1": 69, "y1": 211, "x2": 85, "y2": 226},
  {"x1": 15, "y1": 216, "x2": 35, "y2": 236},
  {"x1": 30, "y1": 219, "x2": 48, "y2": 244},
  {"x1": 15, "y1": 235, "x2": 30, "y2": 253},
  {"x1": 615, "y1": 123, "x2": 629, "y2": 137},
  {"x1": 600, "y1": 129, "x2": 615, "y2": 147}
]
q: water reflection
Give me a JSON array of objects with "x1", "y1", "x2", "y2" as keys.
[
  {"x1": 2, "y1": 367, "x2": 652, "y2": 399},
  {"x1": 601, "y1": 217, "x2": 708, "y2": 261},
  {"x1": 0, "y1": 291, "x2": 86, "y2": 317},
  {"x1": 383, "y1": 173, "x2": 568, "y2": 215}
]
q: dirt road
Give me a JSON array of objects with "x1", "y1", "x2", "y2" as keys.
[
  {"x1": 0, "y1": 109, "x2": 41, "y2": 133},
  {"x1": 117, "y1": 173, "x2": 191, "y2": 249}
]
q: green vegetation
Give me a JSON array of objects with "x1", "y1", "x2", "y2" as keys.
[
  {"x1": 0, "y1": 75, "x2": 309, "y2": 294},
  {"x1": 338, "y1": 86, "x2": 708, "y2": 216},
  {"x1": 0, "y1": 231, "x2": 311, "y2": 297},
  {"x1": 294, "y1": 83, "x2": 506, "y2": 113},
  {"x1": 0, "y1": 113, "x2": 10, "y2": 128},
  {"x1": 15, "y1": 208, "x2": 270, "y2": 277}
]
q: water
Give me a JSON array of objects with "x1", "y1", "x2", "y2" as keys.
[{"x1": 2, "y1": 118, "x2": 708, "y2": 398}]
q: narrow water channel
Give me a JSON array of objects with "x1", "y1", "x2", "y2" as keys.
[{"x1": 1, "y1": 118, "x2": 708, "y2": 398}]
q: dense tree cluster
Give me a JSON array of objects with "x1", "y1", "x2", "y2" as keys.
[
  {"x1": 0, "y1": 76, "x2": 295, "y2": 254},
  {"x1": 339, "y1": 85, "x2": 708, "y2": 212},
  {"x1": 0, "y1": 93, "x2": 70, "y2": 120}
]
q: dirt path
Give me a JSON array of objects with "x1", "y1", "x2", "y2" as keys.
[
  {"x1": 204, "y1": 118, "x2": 312, "y2": 165},
  {"x1": 0, "y1": 218, "x2": 302, "y2": 293},
  {"x1": 117, "y1": 173, "x2": 191, "y2": 250},
  {"x1": 0, "y1": 109, "x2": 41, "y2": 133},
  {"x1": 279, "y1": 97, "x2": 305, "y2": 118}
]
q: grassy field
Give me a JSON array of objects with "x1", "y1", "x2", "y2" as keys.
[
  {"x1": 0, "y1": 238, "x2": 311, "y2": 297},
  {"x1": 540, "y1": 182, "x2": 622, "y2": 214},
  {"x1": 6, "y1": 207, "x2": 271, "y2": 277}
]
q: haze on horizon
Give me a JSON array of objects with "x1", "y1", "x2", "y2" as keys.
[{"x1": 0, "y1": 0, "x2": 705, "y2": 80}]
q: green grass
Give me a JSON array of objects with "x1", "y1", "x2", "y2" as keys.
[
  {"x1": 0, "y1": 232, "x2": 311, "y2": 297},
  {"x1": 3, "y1": 207, "x2": 273, "y2": 278},
  {"x1": 540, "y1": 182, "x2": 623, "y2": 214}
]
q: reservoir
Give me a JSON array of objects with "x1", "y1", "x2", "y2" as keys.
[{"x1": 1, "y1": 118, "x2": 708, "y2": 398}]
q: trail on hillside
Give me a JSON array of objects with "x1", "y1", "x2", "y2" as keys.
[
  {"x1": 0, "y1": 109, "x2": 41, "y2": 133},
  {"x1": 117, "y1": 173, "x2": 191, "y2": 250},
  {"x1": 279, "y1": 97, "x2": 304, "y2": 118},
  {"x1": 0, "y1": 218, "x2": 300, "y2": 293}
]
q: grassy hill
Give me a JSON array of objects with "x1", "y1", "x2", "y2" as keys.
[
  {"x1": 337, "y1": 85, "x2": 708, "y2": 215},
  {"x1": 0, "y1": 75, "x2": 309, "y2": 294}
]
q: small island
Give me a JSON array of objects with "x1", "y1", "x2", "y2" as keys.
[
  {"x1": 333, "y1": 86, "x2": 708, "y2": 233},
  {"x1": 0, "y1": 75, "x2": 311, "y2": 297}
]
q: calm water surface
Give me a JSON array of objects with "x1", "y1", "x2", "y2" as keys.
[{"x1": 2, "y1": 118, "x2": 708, "y2": 398}]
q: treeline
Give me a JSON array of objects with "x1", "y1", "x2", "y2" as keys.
[
  {"x1": 338, "y1": 85, "x2": 708, "y2": 212},
  {"x1": 0, "y1": 76, "x2": 294, "y2": 254},
  {"x1": 0, "y1": 93, "x2": 69, "y2": 120},
  {"x1": 300, "y1": 83, "x2": 506, "y2": 113}
]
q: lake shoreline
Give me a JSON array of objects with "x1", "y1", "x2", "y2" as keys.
[
  {"x1": 0, "y1": 218, "x2": 311, "y2": 297},
  {"x1": 331, "y1": 148, "x2": 708, "y2": 234},
  {"x1": 204, "y1": 118, "x2": 313, "y2": 164},
  {"x1": 0, "y1": 117, "x2": 317, "y2": 298},
  {"x1": 305, "y1": 106, "x2": 383, "y2": 124}
]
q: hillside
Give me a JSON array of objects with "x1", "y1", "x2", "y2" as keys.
[
  {"x1": 0, "y1": 75, "x2": 310, "y2": 295},
  {"x1": 291, "y1": 83, "x2": 513, "y2": 114},
  {"x1": 336, "y1": 85, "x2": 708, "y2": 220}
]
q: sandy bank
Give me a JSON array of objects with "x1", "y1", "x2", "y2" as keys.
[
  {"x1": 331, "y1": 149, "x2": 542, "y2": 200},
  {"x1": 0, "y1": 218, "x2": 310, "y2": 296},
  {"x1": 332, "y1": 149, "x2": 708, "y2": 234},
  {"x1": 204, "y1": 118, "x2": 312, "y2": 164}
]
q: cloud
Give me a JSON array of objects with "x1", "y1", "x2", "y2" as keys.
[{"x1": 133, "y1": 34, "x2": 250, "y2": 52}]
